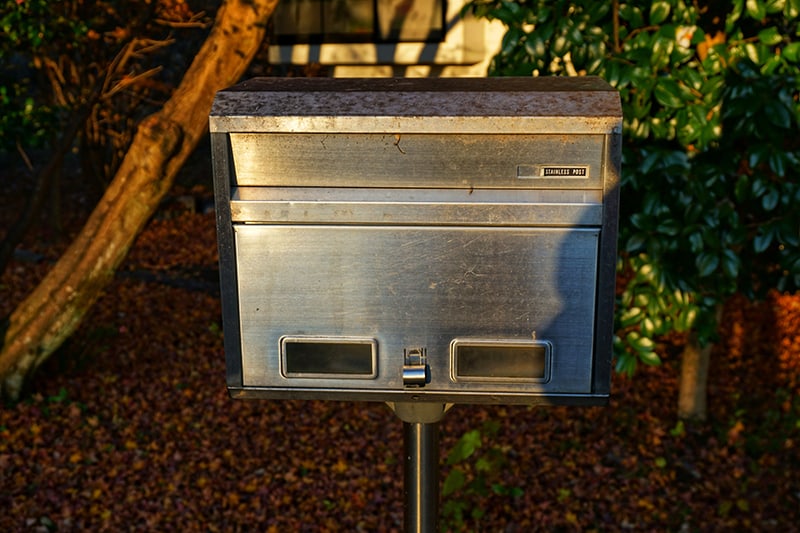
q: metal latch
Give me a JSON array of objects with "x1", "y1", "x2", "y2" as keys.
[{"x1": 403, "y1": 348, "x2": 428, "y2": 387}]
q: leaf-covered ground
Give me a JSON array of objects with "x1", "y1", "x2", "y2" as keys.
[{"x1": 1, "y1": 170, "x2": 799, "y2": 531}]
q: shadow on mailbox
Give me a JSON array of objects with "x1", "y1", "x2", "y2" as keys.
[{"x1": 209, "y1": 77, "x2": 621, "y2": 407}]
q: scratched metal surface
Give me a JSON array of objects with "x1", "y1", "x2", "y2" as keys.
[
  {"x1": 209, "y1": 77, "x2": 622, "y2": 134},
  {"x1": 234, "y1": 225, "x2": 600, "y2": 398},
  {"x1": 230, "y1": 187, "x2": 604, "y2": 227},
  {"x1": 227, "y1": 133, "x2": 606, "y2": 189}
]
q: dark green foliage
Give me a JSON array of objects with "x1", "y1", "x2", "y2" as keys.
[
  {"x1": 0, "y1": 1, "x2": 205, "y2": 165},
  {"x1": 441, "y1": 420, "x2": 524, "y2": 530},
  {"x1": 0, "y1": 0, "x2": 87, "y2": 149},
  {"x1": 464, "y1": 0, "x2": 800, "y2": 372}
]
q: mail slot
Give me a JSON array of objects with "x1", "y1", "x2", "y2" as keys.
[
  {"x1": 450, "y1": 339, "x2": 551, "y2": 382},
  {"x1": 210, "y1": 77, "x2": 621, "y2": 405}
]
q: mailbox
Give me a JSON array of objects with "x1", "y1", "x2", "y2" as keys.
[{"x1": 210, "y1": 77, "x2": 621, "y2": 406}]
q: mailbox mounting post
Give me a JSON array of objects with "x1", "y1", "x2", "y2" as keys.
[
  {"x1": 389, "y1": 402, "x2": 452, "y2": 533},
  {"x1": 404, "y1": 420, "x2": 440, "y2": 533}
]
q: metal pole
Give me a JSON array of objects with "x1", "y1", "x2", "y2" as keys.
[{"x1": 403, "y1": 421, "x2": 439, "y2": 533}]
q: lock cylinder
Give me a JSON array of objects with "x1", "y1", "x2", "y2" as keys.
[{"x1": 403, "y1": 348, "x2": 428, "y2": 387}]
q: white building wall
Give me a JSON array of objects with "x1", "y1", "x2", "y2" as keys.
[{"x1": 267, "y1": 0, "x2": 505, "y2": 78}]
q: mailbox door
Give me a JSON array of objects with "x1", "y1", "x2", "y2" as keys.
[{"x1": 233, "y1": 224, "x2": 600, "y2": 403}]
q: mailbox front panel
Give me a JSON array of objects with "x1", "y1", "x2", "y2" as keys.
[
  {"x1": 229, "y1": 133, "x2": 607, "y2": 189},
  {"x1": 234, "y1": 225, "x2": 599, "y2": 401}
]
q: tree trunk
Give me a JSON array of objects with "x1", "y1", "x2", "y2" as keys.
[
  {"x1": 677, "y1": 333, "x2": 712, "y2": 422},
  {"x1": 0, "y1": 0, "x2": 277, "y2": 401},
  {"x1": 677, "y1": 306, "x2": 723, "y2": 422}
]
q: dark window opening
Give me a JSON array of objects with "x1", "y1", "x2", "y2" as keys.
[
  {"x1": 281, "y1": 337, "x2": 377, "y2": 378},
  {"x1": 452, "y1": 341, "x2": 552, "y2": 382},
  {"x1": 271, "y1": 0, "x2": 446, "y2": 44}
]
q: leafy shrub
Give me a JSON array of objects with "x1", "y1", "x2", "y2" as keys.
[{"x1": 463, "y1": 0, "x2": 800, "y2": 371}]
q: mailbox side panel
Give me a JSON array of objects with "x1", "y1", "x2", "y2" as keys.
[
  {"x1": 592, "y1": 130, "x2": 622, "y2": 399},
  {"x1": 210, "y1": 132, "x2": 244, "y2": 390}
]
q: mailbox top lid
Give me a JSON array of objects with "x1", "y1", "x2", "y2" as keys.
[{"x1": 210, "y1": 77, "x2": 622, "y2": 135}]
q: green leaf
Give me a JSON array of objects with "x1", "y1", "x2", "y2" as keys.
[
  {"x1": 784, "y1": 42, "x2": 800, "y2": 62},
  {"x1": 641, "y1": 317, "x2": 656, "y2": 337},
  {"x1": 615, "y1": 352, "x2": 638, "y2": 376},
  {"x1": 651, "y1": 34, "x2": 675, "y2": 68},
  {"x1": 696, "y1": 253, "x2": 720, "y2": 277},
  {"x1": 626, "y1": 233, "x2": 647, "y2": 252},
  {"x1": 650, "y1": 1, "x2": 671, "y2": 25},
  {"x1": 604, "y1": 60, "x2": 622, "y2": 87},
  {"x1": 673, "y1": 289, "x2": 687, "y2": 306},
  {"x1": 446, "y1": 430, "x2": 481, "y2": 464},
  {"x1": 639, "y1": 350, "x2": 662, "y2": 366},
  {"x1": 682, "y1": 69, "x2": 704, "y2": 91},
  {"x1": 758, "y1": 27, "x2": 783, "y2": 45},
  {"x1": 475, "y1": 457, "x2": 493, "y2": 473},
  {"x1": 746, "y1": 0, "x2": 767, "y2": 19},
  {"x1": 768, "y1": 152, "x2": 787, "y2": 177},
  {"x1": 552, "y1": 34, "x2": 569, "y2": 57},
  {"x1": 657, "y1": 219, "x2": 681, "y2": 237},
  {"x1": 443, "y1": 469, "x2": 466, "y2": 496},
  {"x1": 523, "y1": 33, "x2": 546, "y2": 58},
  {"x1": 619, "y1": 307, "x2": 644, "y2": 327},
  {"x1": 501, "y1": 27, "x2": 524, "y2": 56},
  {"x1": 670, "y1": 420, "x2": 686, "y2": 437},
  {"x1": 627, "y1": 331, "x2": 656, "y2": 353},
  {"x1": 722, "y1": 249, "x2": 740, "y2": 278},
  {"x1": 470, "y1": 508, "x2": 486, "y2": 521},
  {"x1": 634, "y1": 292, "x2": 651, "y2": 307},
  {"x1": 736, "y1": 498, "x2": 750, "y2": 512},
  {"x1": 744, "y1": 42, "x2": 768, "y2": 65},
  {"x1": 620, "y1": 288, "x2": 634, "y2": 307},
  {"x1": 702, "y1": 76, "x2": 726, "y2": 104},
  {"x1": 764, "y1": 100, "x2": 792, "y2": 129},
  {"x1": 719, "y1": 500, "x2": 734, "y2": 517},
  {"x1": 754, "y1": 230, "x2": 773, "y2": 252},
  {"x1": 630, "y1": 213, "x2": 650, "y2": 230},
  {"x1": 489, "y1": 2, "x2": 523, "y2": 24},
  {"x1": 566, "y1": 25, "x2": 584, "y2": 46},
  {"x1": 635, "y1": 262, "x2": 657, "y2": 283},
  {"x1": 654, "y1": 79, "x2": 686, "y2": 108},
  {"x1": 689, "y1": 232, "x2": 705, "y2": 253},
  {"x1": 762, "y1": 187, "x2": 780, "y2": 211},
  {"x1": 620, "y1": 4, "x2": 645, "y2": 26},
  {"x1": 779, "y1": 221, "x2": 800, "y2": 247},
  {"x1": 674, "y1": 307, "x2": 698, "y2": 332},
  {"x1": 752, "y1": 178, "x2": 767, "y2": 197}
]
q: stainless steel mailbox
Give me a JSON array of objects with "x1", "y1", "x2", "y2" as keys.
[{"x1": 210, "y1": 77, "x2": 621, "y2": 406}]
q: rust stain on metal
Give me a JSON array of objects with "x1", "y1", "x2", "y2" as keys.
[{"x1": 393, "y1": 134, "x2": 406, "y2": 154}]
